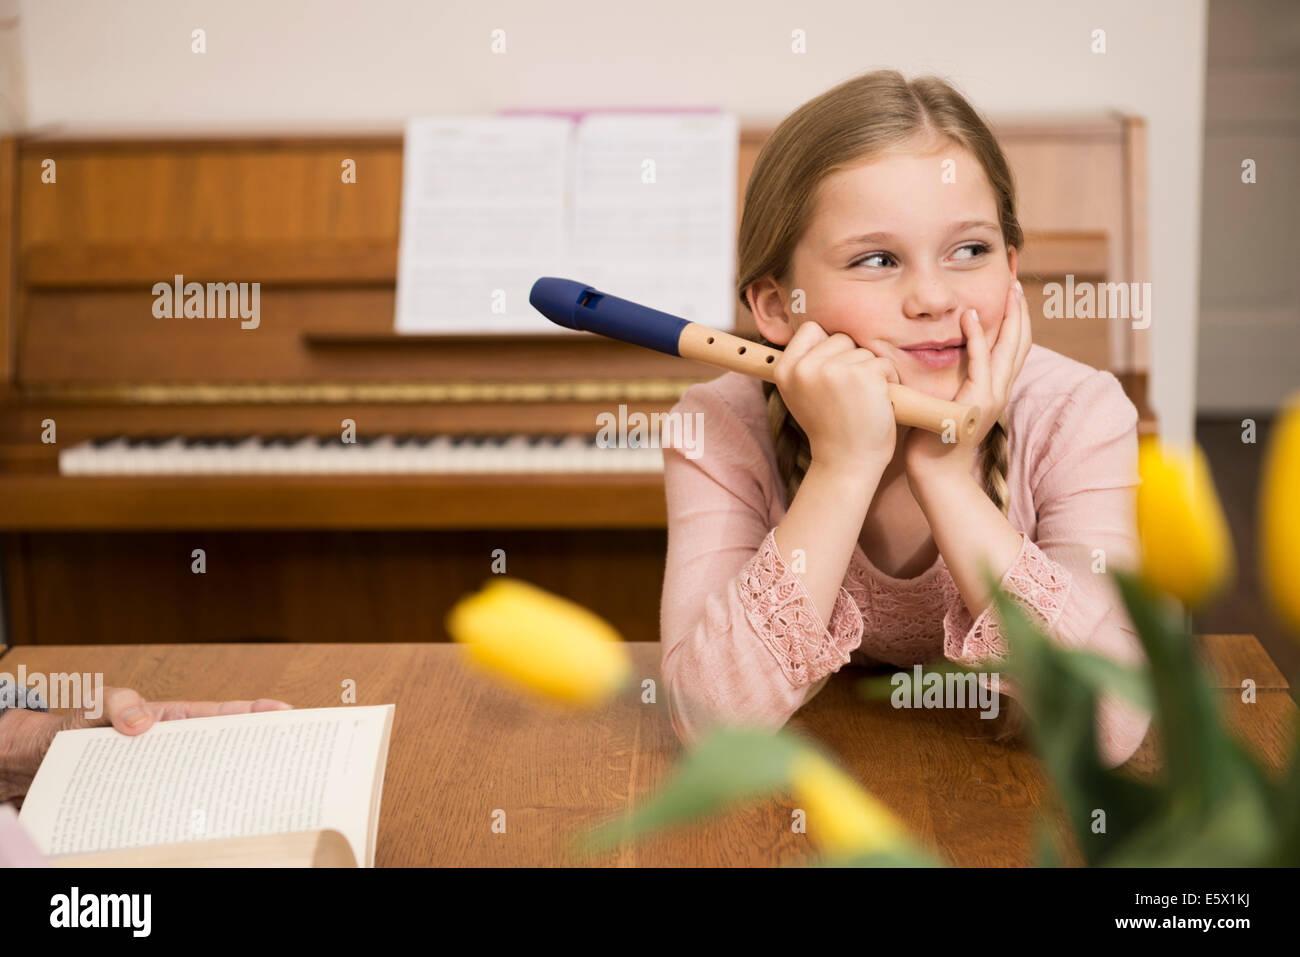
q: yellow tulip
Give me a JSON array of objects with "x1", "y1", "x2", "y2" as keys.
[
  {"x1": 789, "y1": 750, "x2": 909, "y2": 858},
  {"x1": 445, "y1": 578, "x2": 631, "y2": 707},
  {"x1": 1260, "y1": 393, "x2": 1300, "y2": 636},
  {"x1": 1135, "y1": 437, "x2": 1234, "y2": 608}
]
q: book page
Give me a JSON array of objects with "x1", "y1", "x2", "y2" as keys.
[
  {"x1": 395, "y1": 115, "x2": 575, "y2": 333},
  {"x1": 18, "y1": 704, "x2": 395, "y2": 867}
]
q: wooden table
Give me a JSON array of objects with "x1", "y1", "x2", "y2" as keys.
[{"x1": 1, "y1": 636, "x2": 1292, "y2": 866}]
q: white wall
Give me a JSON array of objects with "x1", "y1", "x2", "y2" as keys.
[
  {"x1": 1198, "y1": 0, "x2": 1300, "y2": 414},
  {"x1": 0, "y1": 0, "x2": 25, "y2": 132},
  {"x1": 13, "y1": 0, "x2": 1208, "y2": 445}
]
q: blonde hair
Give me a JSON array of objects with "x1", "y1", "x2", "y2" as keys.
[{"x1": 737, "y1": 70, "x2": 1025, "y2": 743}]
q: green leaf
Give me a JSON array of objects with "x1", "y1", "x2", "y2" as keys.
[
  {"x1": 1033, "y1": 811, "x2": 1063, "y2": 867},
  {"x1": 987, "y1": 565, "x2": 1283, "y2": 866},
  {"x1": 986, "y1": 575, "x2": 1165, "y2": 864},
  {"x1": 1053, "y1": 646, "x2": 1153, "y2": 714},
  {"x1": 1111, "y1": 569, "x2": 1251, "y2": 808},
  {"x1": 570, "y1": 725, "x2": 809, "y2": 858},
  {"x1": 1272, "y1": 749, "x2": 1300, "y2": 865},
  {"x1": 1105, "y1": 778, "x2": 1274, "y2": 866}
]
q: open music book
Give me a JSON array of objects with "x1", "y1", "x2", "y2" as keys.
[
  {"x1": 395, "y1": 111, "x2": 738, "y2": 334},
  {"x1": 17, "y1": 705, "x2": 395, "y2": 867}
]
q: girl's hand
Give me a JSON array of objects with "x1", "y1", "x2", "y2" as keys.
[
  {"x1": 903, "y1": 279, "x2": 1032, "y2": 484},
  {"x1": 775, "y1": 318, "x2": 902, "y2": 481}
]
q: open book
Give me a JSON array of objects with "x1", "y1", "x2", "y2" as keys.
[
  {"x1": 17, "y1": 704, "x2": 394, "y2": 867},
  {"x1": 395, "y1": 111, "x2": 738, "y2": 334}
]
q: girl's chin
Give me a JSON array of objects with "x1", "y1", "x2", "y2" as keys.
[{"x1": 899, "y1": 370, "x2": 962, "y2": 403}]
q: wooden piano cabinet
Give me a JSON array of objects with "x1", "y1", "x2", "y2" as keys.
[{"x1": 2, "y1": 529, "x2": 668, "y2": 646}]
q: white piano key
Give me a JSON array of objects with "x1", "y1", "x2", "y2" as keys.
[
  {"x1": 423, "y1": 436, "x2": 452, "y2": 472},
  {"x1": 458, "y1": 436, "x2": 484, "y2": 472},
  {"x1": 58, "y1": 443, "x2": 83, "y2": 475},
  {"x1": 500, "y1": 435, "x2": 532, "y2": 471},
  {"x1": 358, "y1": 436, "x2": 389, "y2": 474},
  {"x1": 312, "y1": 439, "x2": 342, "y2": 475},
  {"x1": 557, "y1": 435, "x2": 589, "y2": 472},
  {"x1": 99, "y1": 437, "x2": 131, "y2": 475},
  {"x1": 285, "y1": 437, "x2": 317, "y2": 474},
  {"x1": 152, "y1": 437, "x2": 188, "y2": 474},
  {"x1": 484, "y1": 436, "x2": 513, "y2": 472},
  {"x1": 388, "y1": 437, "x2": 417, "y2": 473},
  {"x1": 231, "y1": 437, "x2": 262, "y2": 474}
]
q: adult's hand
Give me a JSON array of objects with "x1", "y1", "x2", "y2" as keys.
[{"x1": 0, "y1": 686, "x2": 292, "y2": 805}]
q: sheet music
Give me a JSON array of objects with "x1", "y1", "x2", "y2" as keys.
[
  {"x1": 395, "y1": 112, "x2": 737, "y2": 333},
  {"x1": 395, "y1": 116, "x2": 572, "y2": 333},
  {"x1": 569, "y1": 113, "x2": 737, "y2": 326}
]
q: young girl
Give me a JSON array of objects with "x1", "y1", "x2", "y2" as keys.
[{"x1": 659, "y1": 70, "x2": 1152, "y2": 770}]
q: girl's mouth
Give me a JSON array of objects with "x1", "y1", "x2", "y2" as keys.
[{"x1": 901, "y1": 344, "x2": 965, "y2": 369}]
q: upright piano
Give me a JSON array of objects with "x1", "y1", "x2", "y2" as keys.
[{"x1": 0, "y1": 120, "x2": 1155, "y2": 645}]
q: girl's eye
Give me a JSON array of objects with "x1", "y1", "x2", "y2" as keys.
[
  {"x1": 850, "y1": 242, "x2": 990, "y2": 269},
  {"x1": 954, "y1": 242, "x2": 991, "y2": 260},
  {"x1": 851, "y1": 252, "x2": 895, "y2": 268}
]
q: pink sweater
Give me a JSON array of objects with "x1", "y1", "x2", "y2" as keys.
[{"x1": 659, "y1": 343, "x2": 1152, "y2": 769}]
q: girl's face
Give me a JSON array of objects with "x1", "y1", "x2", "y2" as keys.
[{"x1": 754, "y1": 137, "x2": 1018, "y2": 403}]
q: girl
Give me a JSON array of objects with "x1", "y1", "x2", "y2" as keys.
[{"x1": 659, "y1": 70, "x2": 1151, "y2": 770}]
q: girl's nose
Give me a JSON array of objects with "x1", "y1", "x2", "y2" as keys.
[{"x1": 903, "y1": 274, "x2": 960, "y2": 320}]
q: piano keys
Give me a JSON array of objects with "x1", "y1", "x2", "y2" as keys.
[{"x1": 57, "y1": 434, "x2": 666, "y2": 475}]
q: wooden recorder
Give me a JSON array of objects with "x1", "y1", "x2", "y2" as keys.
[{"x1": 530, "y1": 277, "x2": 980, "y2": 440}]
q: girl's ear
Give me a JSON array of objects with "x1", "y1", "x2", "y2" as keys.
[
  {"x1": 747, "y1": 277, "x2": 798, "y2": 346},
  {"x1": 1006, "y1": 245, "x2": 1019, "y2": 284}
]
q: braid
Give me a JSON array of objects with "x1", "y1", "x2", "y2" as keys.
[
  {"x1": 979, "y1": 417, "x2": 1010, "y2": 515},
  {"x1": 976, "y1": 415, "x2": 1028, "y2": 743},
  {"x1": 761, "y1": 378, "x2": 812, "y2": 506}
]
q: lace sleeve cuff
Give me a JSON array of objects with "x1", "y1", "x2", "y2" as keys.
[
  {"x1": 942, "y1": 532, "x2": 1074, "y2": 667},
  {"x1": 736, "y1": 528, "x2": 864, "y2": 686}
]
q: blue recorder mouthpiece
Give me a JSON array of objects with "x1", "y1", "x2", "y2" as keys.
[{"x1": 529, "y1": 277, "x2": 690, "y2": 356}]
